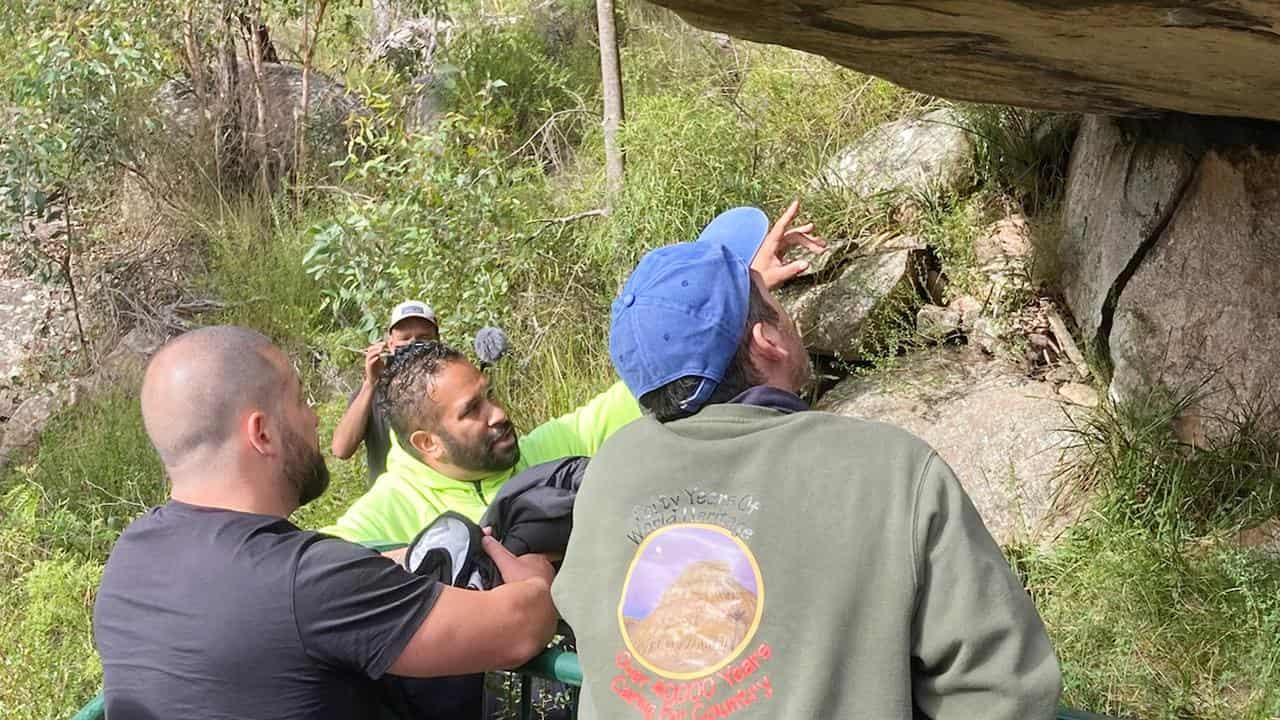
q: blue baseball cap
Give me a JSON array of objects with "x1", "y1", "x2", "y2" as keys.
[{"x1": 610, "y1": 207, "x2": 770, "y2": 412}]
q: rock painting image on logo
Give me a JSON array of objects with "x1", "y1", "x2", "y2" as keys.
[{"x1": 617, "y1": 523, "x2": 765, "y2": 679}]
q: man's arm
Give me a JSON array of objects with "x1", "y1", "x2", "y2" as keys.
[
  {"x1": 331, "y1": 343, "x2": 386, "y2": 459},
  {"x1": 295, "y1": 536, "x2": 556, "y2": 680},
  {"x1": 518, "y1": 380, "x2": 641, "y2": 465},
  {"x1": 909, "y1": 453, "x2": 1062, "y2": 719},
  {"x1": 389, "y1": 537, "x2": 558, "y2": 676}
]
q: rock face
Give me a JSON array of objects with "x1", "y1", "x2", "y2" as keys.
[
  {"x1": 817, "y1": 349, "x2": 1080, "y2": 546},
  {"x1": 1060, "y1": 115, "x2": 1199, "y2": 342},
  {"x1": 1110, "y1": 148, "x2": 1280, "y2": 432},
  {"x1": 643, "y1": 0, "x2": 1280, "y2": 122},
  {"x1": 779, "y1": 241, "x2": 924, "y2": 359},
  {"x1": 1060, "y1": 115, "x2": 1280, "y2": 438},
  {"x1": 159, "y1": 63, "x2": 365, "y2": 177},
  {"x1": 814, "y1": 108, "x2": 973, "y2": 198}
]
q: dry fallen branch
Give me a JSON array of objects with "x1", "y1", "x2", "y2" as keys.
[
  {"x1": 524, "y1": 208, "x2": 608, "y2": 241},
  {"x1": 526, "y1": 208, "x2": 609, "y2": 225},
  {"x1": 1046, "y1": 307, "x2": 1090, "y2": 380}
]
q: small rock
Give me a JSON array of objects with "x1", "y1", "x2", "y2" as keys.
[
  {"x1": 1027, "y1": 332, "x2": 1057, "y2": 352},
  {"x1": 0, "y1": 392, "x2": 64, "y2": 459},
  {"x1": 1058, "y1": 382, "x2": 1099, "y2": 408},
  {"x1": 970, "y1": 317, "x2": 1007, "y2": 355},
  {"x1": 1235, "y1": 516, "x2": 1280, "y2": 557},
  {"x1": 1043, "y1": 362, "x2": 1080, "y2": 386},
  {"x1": 779, "y1": 244, "x2": 925, "y2": 359},
  {"x1": 916, "y1": 304, "x2": 962, "y2": 343},
  {"x1": 975, "y1": 214, "x2": 1033, "y2": 266},
  {"x1": 947, "y1": 294, "x2": 984, "y2": 329},
  {"x1": 789, "y1": 235, "x2": 859, "y2": 279}
]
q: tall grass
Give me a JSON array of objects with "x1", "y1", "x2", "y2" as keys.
[
  {"x1": 1019, "y1": 529, "x2": 1280, "y2": 719},
  {"x1": 1062, "y1": 384, "x2": 1280, "y2": 540},
  {"x1": 1009, "y1": 384, "x2": 1280, "y2": 719}
]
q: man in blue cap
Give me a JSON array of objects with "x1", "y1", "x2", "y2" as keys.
[{"x1": 553, "y1": 202, "x2": 1062, "y2": 720}]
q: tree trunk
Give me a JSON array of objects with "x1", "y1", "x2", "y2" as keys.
[
  {"x1": 371, "y1": 0, "x2": 406, "y2": 50},
  {"x1": 243, "y1": 0, "x2": 271, "y2": 192},
  {"x1": 215, "y1": 1, "x2": 242, "y2": 180},
  {"x1": 596, "y1": 0, "x2": 625, "y2": 202},
  {"x1": 297, "y1": 0, "x2": 330, "y2": 202}
]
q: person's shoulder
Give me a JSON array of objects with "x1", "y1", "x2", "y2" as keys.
[
  {"x1": 292, "y1": 531, "x2": 411, "y2": 584},
  {"x1": 799, "y1": 408, "x2": 932, "y2": 448}
]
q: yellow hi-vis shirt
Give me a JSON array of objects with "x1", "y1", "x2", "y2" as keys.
[{"x1": 321, "y1": 380, "x2": 641, "y2": 544}]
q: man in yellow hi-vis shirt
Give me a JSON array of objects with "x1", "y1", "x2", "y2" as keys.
[{"x1": 323, "y1": 341, "x2": 641, "y2": 544}]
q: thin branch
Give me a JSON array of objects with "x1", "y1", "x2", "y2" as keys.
[
  {"x1": 525, "y1": 208, "x2": 608, "y2": 225},
  {"x1": 524, "y1": 208, "x2": 608, "y2": 241}
]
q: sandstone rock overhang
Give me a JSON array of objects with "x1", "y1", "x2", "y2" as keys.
[{"x1": 645, "y1": 0, "x2": 1280, "y2": 122}]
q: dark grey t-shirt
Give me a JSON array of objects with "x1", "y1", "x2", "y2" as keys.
[
  {"x1": 94, "y1": 500, "x2": 441, "y2": 720},
  {"x1": 351, "y1": 388, "x2": 392, "y2": 482}
]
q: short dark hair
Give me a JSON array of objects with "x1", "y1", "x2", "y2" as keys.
[
  {"x1": 638, "y1": 277, "x2": 780, "y2": 423},
  {"x1": 377, "y1": 340, "x2": 467, "y2": 452}
]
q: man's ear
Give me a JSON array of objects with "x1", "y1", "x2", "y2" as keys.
[
  {"x1": 245, "y1": 410, "x2": 274, "y2": 458},
  {"x1": 749, "y1": 321, "x2": 789, "y2": 365},
  {"x1": 409, "y1": 429, "x2": 442, "y2": 462}
]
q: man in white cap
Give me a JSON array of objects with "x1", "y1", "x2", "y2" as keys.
[{"x1": 332, "y1": 300, "x2": 440, "y2": 482}]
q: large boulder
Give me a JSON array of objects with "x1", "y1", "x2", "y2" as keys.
[
  {"x1": 1060, "y1": 115, "x2": 1199, "y2": 343},
  {"x1": 371, "y1": 17, "x2": 453, "y2": 77},
  {"x1": 158, "y1": 63, "x2": 365, "y2": 178},
  {"x1": 816, "y1": 349, "x2": 1082, "y2": 546},
  {"x1": 1109, "y1": 148, "x2": 1280, "y2": 438},
  {"x1": 813, "y1": 108, "x2": 973, "y2": 199},
  {"x1": 643, "y1": 0, "x2": 1280, "y2": 122},
  {"x1": 0, "y1": 278, "x2": 72, "y2": 386},
  {"x1": 779, "y1": 239, "x2": 925, "y2": 359},
  {"x1": 1060, "y1": 115, "x2": 1280, "y2": 439}
]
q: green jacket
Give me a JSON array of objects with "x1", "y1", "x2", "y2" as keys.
[
  {"x1": 553, "y1": 403, "x2": 1061, "y2": 720},
  {"x1": 323, "y1": 380, "x2": 641, "y2": 544}
]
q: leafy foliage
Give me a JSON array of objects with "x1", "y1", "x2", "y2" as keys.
[
  {"x1": 304, "y1": 104, "x2": 546, "y2": 341},
  {"x1": 0, "y1": 0, "x2": 176, "y2": 226}
]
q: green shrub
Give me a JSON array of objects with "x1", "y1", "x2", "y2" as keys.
[
  {"x1": 0, "y1": 550, "x2": 104, "y2": 720},
  {"x1": 1, "y1": 391, "x2": 164, "y2": 561}
]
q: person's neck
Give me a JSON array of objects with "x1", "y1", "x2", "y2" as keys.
[
  {"x1": 169, "y1": 468, "x2": 297, "y2": 518},
  {"x1": 757, "y1": 368, "x2": 801, "y2": 395}
]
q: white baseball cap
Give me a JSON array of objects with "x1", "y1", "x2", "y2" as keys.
[{"x1": 388, "y1": 300, "x2": 437, "y2": 331}]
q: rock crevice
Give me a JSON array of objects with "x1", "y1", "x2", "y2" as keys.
[{"x1": 1093, "y1": 143, "x2": 1201, "y2": 366}]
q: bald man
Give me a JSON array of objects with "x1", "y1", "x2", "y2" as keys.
[{"x1": 93, "y1": 326, "x2": 558, "y2": 720}]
